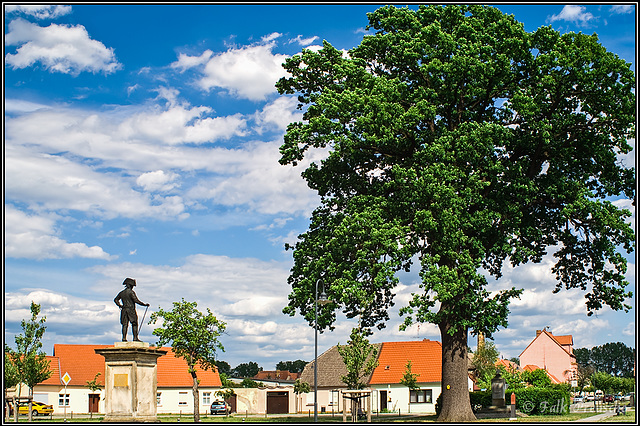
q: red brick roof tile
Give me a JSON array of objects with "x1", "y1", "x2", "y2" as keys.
[
  {"x1": 42, "y1": 344, "x2": 220, "y2": 388},
  {"x1": 369, "y1": 340, "x2": 442, "y2": 385}
]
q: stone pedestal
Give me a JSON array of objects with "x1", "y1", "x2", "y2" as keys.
[
  {"x1": 491, "y1": 370, "x2": 506, "y2": 407},
  {"x1": 95, "y1": 342, "x2": 166, "y2": 422}
]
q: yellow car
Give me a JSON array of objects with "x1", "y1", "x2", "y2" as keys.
[{"x1": 18, "y1": 401, "x2": 54, "y2": 416}]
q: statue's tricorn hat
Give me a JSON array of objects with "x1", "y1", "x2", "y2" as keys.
[{"x1": 123, "y1": 278, "x2": 136, "y2": 286}]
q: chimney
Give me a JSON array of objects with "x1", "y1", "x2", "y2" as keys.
[{"x1": 536, "y1": 330, "x2": 542, "y2": 337}]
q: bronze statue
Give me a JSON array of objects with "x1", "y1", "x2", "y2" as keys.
[{"x1": 114, "y1": 278, "x2": 150, "y2": 342}]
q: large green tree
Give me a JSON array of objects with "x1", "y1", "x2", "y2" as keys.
[
  {"x1": 277, "y1": 5, "x2": 635, "y2": 422},
  {"x1": 149, "y1": 299, "x2": 226, "y2": 422}
]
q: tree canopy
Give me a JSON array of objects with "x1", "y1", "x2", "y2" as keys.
[
  {"x1": 575, "y1": 342, "x2": 635, "y2": 377},
  {"x1": 277, "y1": 4, "x2": 635, "y2": 421},
  {"x1": 149, "y1": 299, "x2": 226, "y2": 422}
]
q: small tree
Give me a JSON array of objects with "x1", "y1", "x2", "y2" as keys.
[
  {"x1": 86, "y1": 373, "x2": 102, "y2": 419},
  {"x1": 472, "y1": 340, "x2": 500, "y2": 389},
  {"x1": 522, "y1": 368, "x2": 552, "y2": 388},
  {"x1": 149, "y1": 299, "x2": 226, "y2": 422},
  {"x1": 10, "y1": 302, "x2": 52, "y2": 422},
  {"x1": 337, "y1": 327, "x2": 379, "y2": 419},
  {"x1": 4, "y1": 345, "x2": 20, "y2": 422},
  {"x1": 293, "y1": 379, "x2": 311, "y2": 413},
  {"x1": 400, "y1": 361, "x2": 420, "y2": 413}
]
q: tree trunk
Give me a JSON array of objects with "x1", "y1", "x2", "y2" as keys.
[
  {"x1": 191, "y1": 370, "x2": 200, "y2": 422},
  {"x1": 438, "y1": 322, "x2": 476, "y2": 422}
]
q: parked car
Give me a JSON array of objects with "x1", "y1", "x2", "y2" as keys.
[
  {"x1": 585, "y1": 395, "x2": 595, "y2": 401},
  {"x1": 603, "y1": 395, "x2": 614, "y2": 403},
  {"x1": 210, "y1": 400, "x2": 230, "y2": 415},
  {"x1": 573, "y1": 396, "x2": 585, "y2": 403},
  {"x1": 18, "y1": 401, "x2": 54, "y2": 416},
  {"x1": 622, "y1": 393, "x2": 634, "y2": 402}
]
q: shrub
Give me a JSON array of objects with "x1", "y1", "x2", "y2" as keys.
[{"x1": 506, "y1": 387, "x2": 570, "y2": 415}]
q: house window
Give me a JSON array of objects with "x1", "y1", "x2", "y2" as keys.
[
  {"x1": 58, "y1": 394, "x2": 70, "y2": 407},
  {"x1": 203, "y1": 392, "x2": 211, "y2": 405},
  {"x1": 179, "y1": 391, "x2": 188, "y2": 406},
  {"x1": 157, "y1": 392, "x2": 162, "y2": 406},
  {"x1": 409, "y1": 389, "x2": 432, "y2": 404}
]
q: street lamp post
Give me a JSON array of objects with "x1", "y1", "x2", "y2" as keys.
[{"x1": 314, "y1": 279, "x2": 328, "y2": 423}]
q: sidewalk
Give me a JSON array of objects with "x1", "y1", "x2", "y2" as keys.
[{"x1": 574, "y1": 408, "x2": 634, "y2": 422}]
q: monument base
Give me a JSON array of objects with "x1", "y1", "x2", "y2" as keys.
[{"x1": 95, "y1": 342, "x2": 166, "y2": 423}]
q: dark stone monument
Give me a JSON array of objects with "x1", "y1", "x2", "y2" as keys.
[{"x1": 491, "y1": 369, "x2": 506, "y2": 407}]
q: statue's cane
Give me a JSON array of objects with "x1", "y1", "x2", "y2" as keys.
[{"x1": 138, "y1": 305, "x2": 149, "y2": 334}]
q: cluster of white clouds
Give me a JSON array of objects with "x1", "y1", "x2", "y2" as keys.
[
  {"x1": 5, "y1": 18, "x2": 121, "y2": 75},
  {"x1": 547, "y1": 4, "x2": 634, "y2": 27}
]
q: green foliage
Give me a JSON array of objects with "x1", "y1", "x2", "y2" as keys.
[
  {"x1": 86, "y1": 373, "x2": 102, "y2": 392},
  {"x1": 9, "y1": 302, "x2": 52, "y2": 392},
  {"x1": 507, "y1": 388, "x2": 570, "y2": 415},
  {"x1": 150, "y1": 298, "x2": 226, "y2": 372},
  {"x1": 149, "y1": 298, "x2": 226, "y2": 422},
  {"x1": 4, "y1": 344, "x2": 20, "y2": 391},
  {"x1": 336, "y1": 327, "x2": 379, "y2": 389},
  {"x1": 215, "y1": 387, "x2": 236, "y2": 400},
  {"x1": 276, "y1": 360, "x2": 308, "y2": 373},
  {"x1": 523, "y1": 369, "x2": 552, "y2": 388},
  {"x1": 472, "y1": 340, "x2": 500, "y2": 389},
  {"x1": 400, "y1": 360, "x2": 420, "y2": 390},
  {"x1": 233, "y1": 361, "x2": 262, "y2": 378},
  {"x1": 277, "y1": 4, "x2": 635, "y2": 420},
  {"x1": 219, "y1": 373, "x2": 237, "y2": 388},
  {"x1": 240, "y1": 378, "x2": 261, "y2": 388},
  {"x1": 575, "y1": 342, "x2": 635, "y2": 377},
  {"x1": 590, "y1": 371, "x2": 614, "y2": 393},
  {"x1": 214, "y1": 360, "x2": 232, "y2": 376},
  {"x1": 294, "y1": 379, "x2": 311, "y2": 395}
]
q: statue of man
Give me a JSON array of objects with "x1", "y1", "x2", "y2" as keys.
[{"x1": 114, "y1": 278, "x2": 150, "y2": 342}]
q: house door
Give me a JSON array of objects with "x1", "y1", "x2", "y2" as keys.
[
  {"x1": 88, "y1": 394, "x2": 100, "y2": 413},
  {"x1": 226, "y1": 395, "x2": 237, "y2": 413},
  {"x1": 267, "y1": 391, "x2": 289, "y2": 414},
  {"x1": 379, "y1": 391, "x2": 387, "y2": 411}
]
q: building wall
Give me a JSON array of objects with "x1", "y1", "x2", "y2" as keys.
[
  {"x1": 520, "y1": 334, "x2": 575, "y2": 382},
  {"x1": 156, "y1": 387, "x2": 221, "y2": 414},
  {"x1": 13, "y1": 385, "x2": 104, "y2": 416},
  {"x1": 370, "y1": 383, "x2": 441, "y2": 414}
]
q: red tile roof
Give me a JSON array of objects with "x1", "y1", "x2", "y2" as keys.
[
  {"x1": 39, "y1": 344, "x2": 220, "y2": 388},
  {"x1": 369, "y1": 340, "x2": 442, "y2": 385}
]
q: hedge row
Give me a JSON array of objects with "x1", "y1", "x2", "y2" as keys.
[{"x1": 467, "y1": 388, "x2": 570, "y2": 415}]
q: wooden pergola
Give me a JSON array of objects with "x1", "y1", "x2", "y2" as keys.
[{"x1": 340, "y1": 389, "x2": 372, "y2": 423}]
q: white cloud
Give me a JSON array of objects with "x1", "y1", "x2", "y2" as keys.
[
  {"x1": 288, "y1": 35, "x2": 319, "y2": 46},
  {"x1": 5, "y1": 18, "x2": 121, "y2": 75},
  {"x1": 610, "y1": 5, "x2": 634, "y2": 14},
  {"x1": 4, "y1": 205, "x2": 114, "y2": 260},
  {"x1": 4, "y1": 145, "x2": 188, "y2": 220},
  {"x1": 254, "y1": 96, "x2": 304, "y2": 132},
  {"x1": 171, "y1": 49, "x2": 214, "y2": 72},
  {"x1": 547, "y1": 5, "x2": 596, "y2": 27},
  {"x1": 195, "y1": 39, "x2": 289, "y2": 101},
  {"x1": 4, "y1": 5, "x2": 72, "y2": 19},
  {"x1": 136, "y1": 170, "x2": 180, "y2": 192}
]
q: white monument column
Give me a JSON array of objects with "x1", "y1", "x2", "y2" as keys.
[{"x1": 95, "y1": 342, "x2": 166, "y2": 422}]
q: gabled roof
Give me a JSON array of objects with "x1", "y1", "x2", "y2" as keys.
[
  {"x1": 521, "y1": 364, "x2": 561, "y2": 384},
  {"x1": 496, "y1": 358, "x2": 522, "y2": 373},
  {"x1": 519, "y1": 330, "x2": 575, "y2": 359},
  {"x1": 300, "y1": 343, "x2": 383, "y2": 388},
  {"x1": 38, "y1": 344, "x2": 220, "y2": 388},
  {"x1": 369, "y1": 340, "x2": 442, "y2": 385}
]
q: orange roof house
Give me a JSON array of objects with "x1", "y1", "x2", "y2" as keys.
[
  {"x1": 40, "y1": 344, "x2": 221, "y2": 388},
  {"x1": 519, "y1": 330, "x2": 577, "y2": 384},
  {"x1": 369, "y1": 340, "x2": 442, "y2": 385}
]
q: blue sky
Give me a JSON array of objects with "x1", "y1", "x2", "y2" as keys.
[{"x1": 4, "y1": 4, "x2": 636, "y2": 370}]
